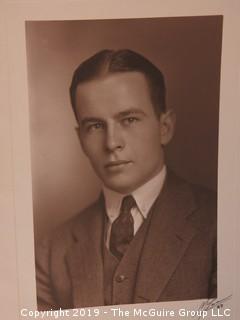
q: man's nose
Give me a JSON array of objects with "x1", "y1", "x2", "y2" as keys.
[{"x1": 105, "y1": 125, "x2": 125, "y2": 152}]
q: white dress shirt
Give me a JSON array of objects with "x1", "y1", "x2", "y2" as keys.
[{"x1": 103, "y1": 165, "x2": 167, "y2": 248}]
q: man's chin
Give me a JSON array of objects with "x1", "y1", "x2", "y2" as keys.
[{"x1": 103, "y1": 179, "x2": 136, "y2": 195}]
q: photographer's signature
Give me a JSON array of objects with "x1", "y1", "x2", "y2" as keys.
[{"x1": 197, "y1": 294, "x2": 232, "y2": 319}]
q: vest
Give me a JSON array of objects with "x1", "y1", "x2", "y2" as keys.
[{"x1": 103, "y1": 213, "x2": 153, "y2": 305}]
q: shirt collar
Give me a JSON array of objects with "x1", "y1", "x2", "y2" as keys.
[{"x1": 103, "y1": 165, "x2": 166, "y2": 222}]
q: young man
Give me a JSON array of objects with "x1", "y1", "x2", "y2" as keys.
[{"x1": 36, "y1": 49, "x2": 217, "y2": 310}]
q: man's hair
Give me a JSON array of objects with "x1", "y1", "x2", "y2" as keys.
[{"x1": 70, "y1": 49, "x2": 166, "y2": 121}]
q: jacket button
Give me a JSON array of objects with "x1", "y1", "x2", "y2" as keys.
[{"x1": 115, "y1": 274, "x2": 126, "y2": 282}]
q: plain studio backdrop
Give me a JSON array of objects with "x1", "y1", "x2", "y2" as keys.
[{"x1": 25, "y1": 16, "x2": 222, "y2": 241}]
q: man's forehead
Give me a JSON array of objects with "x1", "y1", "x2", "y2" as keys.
[
  {"x1": 74, "y1": 71, "x2": 155, "y2": 121},
  {"x1": 75, "y1": 71, "x2": 149, "y2": 95}
]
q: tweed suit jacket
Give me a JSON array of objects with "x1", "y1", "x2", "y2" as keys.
[{"x1": 36, "y1": 171, "x2": 217, "y2": 310}]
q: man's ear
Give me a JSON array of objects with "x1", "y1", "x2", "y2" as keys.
[{"x1": 159, "y1": 109, "x2": 176, "y2": 145}]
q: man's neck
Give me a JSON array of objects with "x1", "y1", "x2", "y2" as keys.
[{"x1": 103, "y1": 165, "x2": 167, "y2": 221}]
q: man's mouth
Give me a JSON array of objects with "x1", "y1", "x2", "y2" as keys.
[{"x1": 105, "y1": 160, "x2": 132, "y2": 171}]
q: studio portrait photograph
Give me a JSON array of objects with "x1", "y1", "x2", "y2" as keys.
[{"x1": 25, "y1": 16, "x2": 222, "y2": 311}]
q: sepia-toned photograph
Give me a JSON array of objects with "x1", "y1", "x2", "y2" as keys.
[
  {"x1": 2, "y1": 0, "x2": 240, "y2": 319},
  {"x1": 25, "y1": 16, "x2": 222, "y2": 310}
]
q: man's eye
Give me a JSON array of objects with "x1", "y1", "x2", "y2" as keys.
[
  {"x1": 122, "y1": 117, "x2": 139, "y2": 125},
  {"x1": 87, "y1": 122, "x2": 104, "y2": 132}
]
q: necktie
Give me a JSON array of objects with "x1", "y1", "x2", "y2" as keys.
[{"x1": 109, "y1": 195, "x2": 136, "y2": 260}]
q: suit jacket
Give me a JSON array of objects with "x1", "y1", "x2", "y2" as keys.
[{"x1": 36, "y1": 171, "x2": 217, "y2": 310}]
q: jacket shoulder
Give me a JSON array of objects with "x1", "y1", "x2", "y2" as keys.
[
  {"x1": 167, "y1": 170, "x2": 217, "y2": 227},
  {"x1": 36, "y1": 197, "x2": 102, "y2": 252}
]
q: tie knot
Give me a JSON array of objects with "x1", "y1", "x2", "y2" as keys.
[{"x1": 121, "y1": 195, "x2": 136, "y2": 213}]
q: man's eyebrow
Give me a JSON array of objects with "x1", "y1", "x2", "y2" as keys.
[
  {"x1": 116, "y1": 108, "x2": 147, "y2": 118},
  {"x1": 80, "y1": 117, "x2": 104, "y2": 126},
  {"x1": 79, "y1": 108, "x2": 146, "y2": 126}
]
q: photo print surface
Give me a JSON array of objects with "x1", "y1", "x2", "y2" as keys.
[{"x1": 25, "y1": 16, "x2": 222, "y2": 310}]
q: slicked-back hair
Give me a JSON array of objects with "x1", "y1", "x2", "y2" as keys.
[{"x1": 70, "y1": 49, "x2": 166, "y2": 121}]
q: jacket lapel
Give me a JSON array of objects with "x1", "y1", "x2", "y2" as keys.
[
  {"x1": 134, "y1": 172, "x2": 197, "y2": 303},
  {"x1": 66, "y1": 196, "x2": 105, "y2": 308}
]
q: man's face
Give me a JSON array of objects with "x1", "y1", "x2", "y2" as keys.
[{"x1": 75, "y1": 72, "x2": 169, "y2": 194}]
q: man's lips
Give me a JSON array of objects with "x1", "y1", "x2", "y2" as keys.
[{"x1": 105, "y1": 160, "x2": 132, "y2": 169}]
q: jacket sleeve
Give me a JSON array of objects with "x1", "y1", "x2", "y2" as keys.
[
  {"x1": 208, "y1": 230, "x2": 217, "y2": 298},
  {"x1": 35, "y1": 238, "x2": 60, "y2": 311}
]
